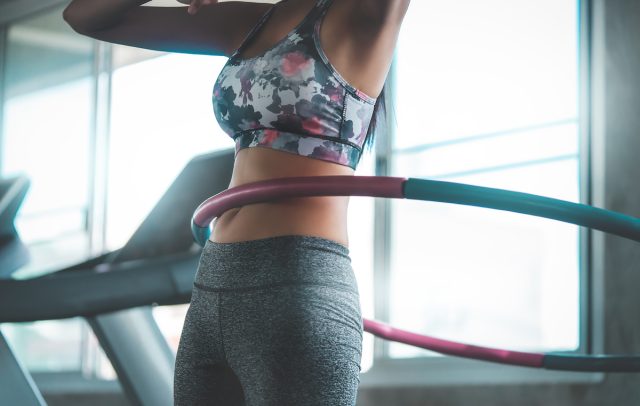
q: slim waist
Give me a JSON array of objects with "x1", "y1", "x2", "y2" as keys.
[{"x1": 209, "y1": 199, "x2": 351, "y2": 248}]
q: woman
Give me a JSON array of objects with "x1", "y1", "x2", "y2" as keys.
[{"x1": 63, "y1": 0, "x2": 409, "y2": 404}]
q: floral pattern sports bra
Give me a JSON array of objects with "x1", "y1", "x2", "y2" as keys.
[{"x1": 212, "y1": 0, "x2": 378, "y2": 170}]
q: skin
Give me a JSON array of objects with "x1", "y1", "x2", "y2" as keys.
[
  {"x1": 63, "y1": 0, "x2": 410, "y2": 248},
  {"x1": 204, "y1": 0, "x2": 411, "y2": 248}
]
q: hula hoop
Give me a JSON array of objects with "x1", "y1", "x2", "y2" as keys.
[{"x1": 191, "y1": 176, "x2": 640, "y2": 372}]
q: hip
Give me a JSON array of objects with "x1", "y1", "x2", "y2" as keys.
[{"x1": 195, "y1": 233, "x2": 358, "y2": 294}]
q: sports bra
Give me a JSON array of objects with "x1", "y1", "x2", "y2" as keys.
[{"x1": 212, "y1": 0, "x2": 378, "y2": 170}]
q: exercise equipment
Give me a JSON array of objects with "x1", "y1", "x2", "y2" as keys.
[
  {"x1": 0, "y1": 175, "x2": 30, "y2": 278},
  {"x1": 191, "y1": 175, "x2": 640, "y2": 372},
  {"x1": 0, "y1": 175, "x2": 46, "y2": 406},
  {"x1": 0, "y1": 149, "x2": 235, "y2": 406}
]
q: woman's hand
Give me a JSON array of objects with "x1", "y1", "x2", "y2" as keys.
[{"x1": 183, "y1": 0, "x2": 219, "y2": 15}]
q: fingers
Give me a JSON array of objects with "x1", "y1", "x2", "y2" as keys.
[
  {"x1": 187, "y1": 0, "x2": 200, "y2": 15},
  {"x1": 187, "y1": 0, "x2": 218, "y2": 15}
]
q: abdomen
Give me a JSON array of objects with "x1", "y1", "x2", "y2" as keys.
[{"x1": 210, "y1": 147, "x2": 353, "y2": 247}]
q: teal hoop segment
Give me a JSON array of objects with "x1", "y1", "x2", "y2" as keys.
[
  {"x1": 190, "y1": 176, "x2": 640, "y2": 372},
  {"x1": 403, "y1": 178, "x2": 640, "y2": 241}
]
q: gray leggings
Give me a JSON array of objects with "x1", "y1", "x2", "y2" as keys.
[{"x1": 174, "y1": 235, "x2": 363, "y2": 405}]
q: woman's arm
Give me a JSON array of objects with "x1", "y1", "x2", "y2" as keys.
[
  {"x1": 355, "y1": 0, "x2": 411, "y2": 25},
  {"x1": 331, "y1": 0, "x2": 410, "y2": 96},
  {"x1": 62, "y1": 1, "x2": 271, "y2": 57},
  {"x1": 63, "y1": 0, "x2": 152, "y2": 33}
]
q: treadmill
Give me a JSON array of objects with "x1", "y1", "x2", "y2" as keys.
[{"x1": 0, "y1": 148, "x2": 235, "y2": 406}]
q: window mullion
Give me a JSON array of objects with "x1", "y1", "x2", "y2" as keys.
[
  {"x1": 87, "y1": 40, "x2": 112, "y2": 257},
  {"x1": 373, "y1": 57, "x2": 398, "y2": 360},
  {"x1": 0, "y1": 25, "x2": 6, "y2": 174}
]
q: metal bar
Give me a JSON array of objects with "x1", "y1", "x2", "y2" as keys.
[
  {"x1": 87, "y1": 40, "x2": 112, "y2": 257},
  {"x1": 0, "y1": 25, "x2": 5, "y2": 175},
  {"x1": 588, "y1": 0, "x2": 607, "y2": 360},
  {"x1": 87, "y1": 307, "x2": 174, "y2": 406},
  {"x1": 0, "y1": 253, "x2": 198, "y2": 323},
  {"x1": 427, "y1": 153, "x2": 578, "y2": 181},
  {"x1": 0, "y1": 329, "x2": 47, "y2": 405},
  {"x1": 374, "y1": 57, "x2": 397, "y2": 360},
  {"x1": 579, "y1": 0, "x2": 595, "y2": 357},
  {"x1": 393, "y1": 118, "x2": 578, "y2": 156}
]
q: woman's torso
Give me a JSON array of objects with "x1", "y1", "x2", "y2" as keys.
[
  {"x1": 210, "y1": 0, "x2": 407, "y2": 248},
  {"x1": 210, "y1": 147, "x2": 354, "y2": 247}
]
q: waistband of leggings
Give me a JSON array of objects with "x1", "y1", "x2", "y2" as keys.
[{"x1": 194, "y1": 234, "x2": 357, "y2": 292}]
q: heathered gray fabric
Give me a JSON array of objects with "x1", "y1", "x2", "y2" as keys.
[{"x1": 174, "y1": 235, "x2": 363, "y2": 405}]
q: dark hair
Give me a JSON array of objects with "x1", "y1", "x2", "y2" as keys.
[{"x1": 362, "y1": 82, "x2": 387, "y2": 154}]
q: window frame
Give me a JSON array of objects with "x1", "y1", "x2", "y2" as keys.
[{"x1": 360, "y1": 0, "x2": 603, "y2": 386}]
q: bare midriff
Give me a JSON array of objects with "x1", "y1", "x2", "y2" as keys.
[{"x1": 209, "y1": 146, "x2": 354, "y2": 249}]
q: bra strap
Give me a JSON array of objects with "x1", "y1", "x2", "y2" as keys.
[
  {"x1": 231, "y1": 0, "x2": 334, "y2": 58},
  {"x1": 230, "y1": 4, "x2": 278, "y2": 59},
  {"x1": 296, "y1": 0, "x2": 334, "y2": 33}
]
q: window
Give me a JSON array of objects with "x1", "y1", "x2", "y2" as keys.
[
  {"x1": 105, "y1": 48, "x2": 232, "y2": 365},
  {"x1": 105, "y1": 50, "x2": 231, "y2": 250},
  {"x1": 1, "y1": 5, "x2": 94, "y2": 373},
  {"x1": 381, "y1": 0, "x2": 581, "y2": 363}
]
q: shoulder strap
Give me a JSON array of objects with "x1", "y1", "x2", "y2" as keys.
[
  {"x1": 295, "y1": 0, "x2": 334, "y2": 35},
  {"x1": 230, "y1": 4, "x2": 279, "y2": 59},
  {"x1": 231, "y1": 0, "x2": 334, "y2": 59}
]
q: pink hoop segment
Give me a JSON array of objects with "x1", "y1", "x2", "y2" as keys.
[
  {"x1": 191, "y1": 175, "x2": 640, "y2": 372},
  {"x1": 193, "y1": 175, "x2": 405, "y2": 227},
  {"x1": 364, "y1": 319, "x2": 543, "y2": 367},
  {"x1": 191, "y1": 175, "x2": 547, "y2": 368}
]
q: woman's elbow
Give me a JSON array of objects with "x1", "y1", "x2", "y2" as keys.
[
  {"x1": 62, "y1": 6, "x2": 89, "y2": 33},
  {"x1": 62, "y1": 5, "x2": 109, "y2": 34}
]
